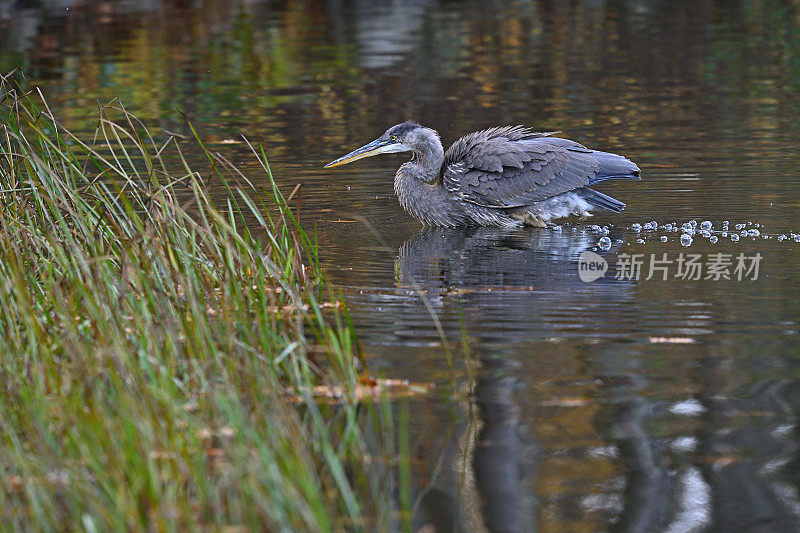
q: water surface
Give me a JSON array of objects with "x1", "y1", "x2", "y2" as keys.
[{"x1": 3, "y1": 1, "x2": 800, "y2": 530}]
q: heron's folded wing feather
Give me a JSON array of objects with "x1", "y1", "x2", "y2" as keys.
[{"x1": 442, "y1": 130, "x2": 599, "y2": 208}]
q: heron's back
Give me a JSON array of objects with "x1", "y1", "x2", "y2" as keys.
[{"x1": 441, "y1": 127, "x2": 639, "y2": 211}]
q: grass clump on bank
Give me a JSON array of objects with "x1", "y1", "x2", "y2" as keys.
[{"x1": 0, "y1": 71, "x2": 406, "y2": 531}]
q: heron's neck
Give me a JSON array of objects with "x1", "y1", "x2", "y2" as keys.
[
  {"x1": 393, "y1": 129, "x2": 462, "y2": 226},
  {"x1": 410, "y1": 132, "x2": 444, "y2": 182}
]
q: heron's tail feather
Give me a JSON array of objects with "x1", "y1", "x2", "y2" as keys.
[
  {"x1": 588, "y1": 151, "x2": 641, "y2": 184},
  {"x1": 582, "y1": 188, "x2": 626, "y2": 213}
]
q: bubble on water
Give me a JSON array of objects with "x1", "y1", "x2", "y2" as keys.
[
  {"x1": 643, "y1": 222, "x2": 655, "y2": 230},
  {"x1": 731, "y1": 234, "x2": 740, "y2": 242},
  {"x1": 589, "y1": 224, "x2": 601, "y2": 231},
  {"x1": 721, "y1": 232, "x2": 728, "y2": 237},
  {"x1": 650, "y1": 220, "x2": 657, "y2": 227},
  {"x1": 661, "y1": 236, "x2": 668, "y2": 242},
  {"x1": 795, "y1": 235, "x2": 800, "y2": 242},
  {"x1": 632, "y1": 223, "x2": 642, "y2": 232},
  {"x1": 700, "y1": 230, "x2": 711, "y2": 238},
  {"x1": 637, "y1": 238, "x2": 645, "y2": 244},
  {"x1": 689, "y1": 220, "x2": 697, "y2": 228},
  {"x1": 680, "y1": 234, "x2": 693, "y2": 246},
  {"x1": 701, "y1": 220, "x2": 712, "y2": 230},
  {"x1": 740, "y1": 230, "x2": 748, "y2": 236},
  {"x1": 735, "y1": 223, "x2": 745, "y2": 230},
  {"x1": 681, "y1": 222, "x2": 693, "y2": 232},
  {"x1": 709, "y1": 235, "x2": 718, "y2": 243},
  {"x1": 601, "y1": 226, "x2": 610, "y2": 235},
  {"x1": 778, "y1": 235, "x2": 787, "y2": 242},
  {"x1": 748, "y1": 229, "x2": 760, "y2": 237},
  {"x1": 598, "y1": 236, "x2": 612, "y2": 250},
  {"x1": 755, "y1": 223, "x2": 761, "y2": 228}
]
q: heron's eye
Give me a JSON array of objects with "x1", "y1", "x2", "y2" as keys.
[{"x1": 390, "y1": 135, "x2": 397, "y2": 141}]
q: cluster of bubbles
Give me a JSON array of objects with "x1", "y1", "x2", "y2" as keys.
[
  {"x1": 584, "y1": 224, "x2": 619, "y2": 251},
  {"x1": 589, "y1": 219, "x2": 800, "y2": 250}
]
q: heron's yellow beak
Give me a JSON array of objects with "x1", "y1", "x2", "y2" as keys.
[{"x1": 324, "y1": 138, "x2": 391, "y2": 168}]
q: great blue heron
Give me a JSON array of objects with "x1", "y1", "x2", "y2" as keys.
[{"x1": 325, "y1": 121, "x2": 640, "y2": 227}]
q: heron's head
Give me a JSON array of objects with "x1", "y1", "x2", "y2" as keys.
[{"x1": 324, "y1": 121, "x2": 432, "y2": 168}]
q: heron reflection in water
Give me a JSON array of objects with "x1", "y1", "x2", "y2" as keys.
[
  {"x1": 385, "y1": 226, "x2": 645, "y2": 531},
  {"x1": 325, "y1": 122, "x2": 640, "y2": 227}
]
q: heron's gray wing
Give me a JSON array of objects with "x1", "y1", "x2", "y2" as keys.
[{"x1": 442, "y1": 127, "x2": 599, "y2": 209}]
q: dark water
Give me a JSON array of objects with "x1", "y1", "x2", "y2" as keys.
[{"x1": 4, "y1": 1, "x2": 800, "y2": 530}]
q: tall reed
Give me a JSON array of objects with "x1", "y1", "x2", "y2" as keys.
[{"x1": 0, "y1": 71, "x2": 404, "y2": 531}]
